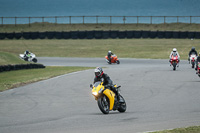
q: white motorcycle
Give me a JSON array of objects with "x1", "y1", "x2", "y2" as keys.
[
  {"x1": 189, "y1": 54, "x2": 197, "y2": 68},
  {"x1": 19, "y1": 53, "x2": 37, "y2": 63}
]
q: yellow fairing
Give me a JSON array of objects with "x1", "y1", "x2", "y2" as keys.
[{"x1": 103, "y1": 89, "x2": 115, "y2": 110}]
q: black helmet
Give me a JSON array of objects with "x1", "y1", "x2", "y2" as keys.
[
  {"x1": 191, "y1": 47, "x2": 195, "y2": 51},
  {"x1": 94, "y1": 67, "x2": 103, "y2": 77},
  {"x1": 25, "y1": 50, "x2": 29, "y2": 54}
]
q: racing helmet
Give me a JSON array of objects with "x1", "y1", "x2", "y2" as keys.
[
  {"x1": 173, "y1": 48, "x2": 177, "y2": 52},
  {"x1": 25, "y1": 50, "x2": 29, "y2": 54},
  {"x1": 191, "y1": 47, "x2": 195, "y2": 51},
  {"x1": 108, "y1": 51, "x2": 112, "y2": 53},
  {"x1": 94, "y1": 67, "x2": 103, "y2": 77}
]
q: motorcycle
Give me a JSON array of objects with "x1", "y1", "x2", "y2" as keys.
[
  {"x1": 105, "y1": 54, "x2": 120, "y2": 64},
  {"x1": 196, "y1": 62, "x2": 200, "y2": 77},
  {"x1": 91, "y1": 81, "x2": 126, "y2": 114},
  {"x1": 170, "y1": 54, "x2": 179, "y2": 71},
  {"x1": 189, "y1": 54, "x2": 197, "y2": 68},
  {"x1": 19, "y1": 52, "x2": 37, "y2": 63}
]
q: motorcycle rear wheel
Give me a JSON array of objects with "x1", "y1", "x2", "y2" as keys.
[{"x1": 98, "y1": 95, "x2": 110, "y2": 114}]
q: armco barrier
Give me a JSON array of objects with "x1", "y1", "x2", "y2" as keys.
[
  {"x1": 1, "y1": 31, "x2": 200, "y2": 39},
  {"x1": 0, "y1": 64, "x2": 45, "y2": 73}
]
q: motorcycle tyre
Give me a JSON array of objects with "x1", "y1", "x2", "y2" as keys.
[
  {"x1": 116, "y1": 60, "x2": 120, "y2": 64},
  {"x1": 192, "y1": 62, "x2": 195, "y2": 68},
  {"x1": 118, "y1": 95, "x2": 126, "y2": 113},
  {"x1": 32, "y1": 58, "x2": 37, "y2": 63},
  {"x1": 173, "y1": 63, "x2": 176, "y2": 71},
  {"x1": 97, "y1": 95, "x2": 110, "y2": 114}
]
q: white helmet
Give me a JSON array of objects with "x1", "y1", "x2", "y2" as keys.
[
  {"x1": 173, "y1": 48, "x2": 177, "y2": 52},
  {"x1": 108, "y1": 51, "x2": 111, "y2": 53},
  {"x1": 94, "y1": 67, "x2": 103, "y2": 77}
]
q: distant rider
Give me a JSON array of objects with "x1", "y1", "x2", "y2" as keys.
[
  {"x1": 169, "y1": 48, "x2": 180, "y2": 67},
  {"x1": 24, "y1": 50, "x2": 30, "y2": 60},
  {"x1": 195, "y1": 52, "x2": 200, "y2": 71},
  {"x1": 94, "y1": 67, "x2": 120, "y2": 100},
  {"x1": 188, "y1": 47, "x2": 198, "y2": 63},
  {"x1": 107, "y1": 51, "x2": 114, "y2": 63}
]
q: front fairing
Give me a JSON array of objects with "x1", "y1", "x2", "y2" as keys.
[{"x1": 92, "y1": 82, "x2": 104, "y2": 99}]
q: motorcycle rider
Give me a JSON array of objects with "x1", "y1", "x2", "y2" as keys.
[
  {"x1": 169, "y1": 48, "x2": 180, "y2": 67},
  {"x1": 188, "y1": 47, "x2": 198, "y2": 63},
  {"x1": 195, "y1": 52, "x2": 200, "y2": 71},
  {"x1": 94, "y1": 67, "x2": 120, "y2": 100},
  {"x1": 24, "y1": 50, "x2": 30, "y2": 60},
  {"x1": 107, "y1": 50, "x2": 114, "y2": 63}
]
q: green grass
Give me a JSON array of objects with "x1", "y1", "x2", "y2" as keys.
[
  {"x1": 0, "y1": 66, "x2": 93, "y2": 92},
  {"x1": 0, "y1": 51, "x2": 25, "y2": 65},
  {"x1": 0, "y1": 39, "x2": 200, "y2": 61},
  {"x1": 152, "y1": 126, "x2": 200, "y2": 133},
  {"x1": 1, "y1": 23, "x2": 200, "y2": 32}
]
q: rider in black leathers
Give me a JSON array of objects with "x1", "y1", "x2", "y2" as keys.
[
  {"x1": 196, "y1": 52, "x2": 200, "y2": 71},
  {"x1": 94, "y1": 67, "x2": 119, "y2": 99},
  {"x1": 188, "y1": 47, "x2": 198, "y2": 63},
  {"x1": 107, "y1": 51, "x2": 114, "y2": 63}
]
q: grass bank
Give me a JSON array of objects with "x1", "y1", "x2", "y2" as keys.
[
  {"x1": 0, "y1": 39, "x2": 200, "y2": 61},
  {"x1": 1, "y1": 23, "x2": 200, "y2": 32},
  {"x1": 0, "y1": 66, "x2": 93, "y2": 92},
  {"x1": 152, "y1": 126, "x2": 200, "y2": 133}
]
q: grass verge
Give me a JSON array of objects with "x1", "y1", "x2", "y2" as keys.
[
  {"x1": 151, "y1": 126, "x2": 200, "y2": 133},
  {"x1": 1, "y1": 23, "x2": 200, "y2": 32},
  {"x1": 0, "y1": 66, "x2": 93, "y2": 92},
  {"x1": 1, "y1": 39, "x2": 200, "y2": 61}
]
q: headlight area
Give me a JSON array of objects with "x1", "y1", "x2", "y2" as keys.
[{"x1": 92, "y1": 92, "x2": 98, "y2": 96}]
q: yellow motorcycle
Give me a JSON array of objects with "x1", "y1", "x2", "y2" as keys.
[{"x1": 91, "y1": 81, "x2": 126, "y2": 114}]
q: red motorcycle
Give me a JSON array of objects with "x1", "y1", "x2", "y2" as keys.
[
  {"x1": 105, "y1": 54, "x2": 120, "y2": 64},
  {"x1": 196, "y1": 62, "x2": 200, "y2": 77},
  {"x1": 170, "y1": 55, "x2": 179, "y2": 71}
]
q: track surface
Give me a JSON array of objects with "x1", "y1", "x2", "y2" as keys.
[{"x1": 0, "y1": 57, "x2": 200, "y2": 133}]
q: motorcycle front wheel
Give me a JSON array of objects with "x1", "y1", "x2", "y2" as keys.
[
  {"x1": 97, "y1": 95, "x2": 110, "y2": 114},
  {"x1": 118, "y1": 95, "x2": 126, "y2": 113}
]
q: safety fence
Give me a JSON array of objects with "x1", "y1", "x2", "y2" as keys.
[
  {"x1": 0, "y1": 30, "x2": 200, "y2": 39},
  {"x1": 1, "y1": 16, "x2": 200, "y2": 25},
  {"x1": 0, "y1": 64, "x2": 46, "y2": 73}
]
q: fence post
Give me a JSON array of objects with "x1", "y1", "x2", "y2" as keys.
[
  {"x1": 96, "y1": 16, "x2": 98, "y2": 24},
  {"x1": 164, "y1": 16, "x2": 166, "y2": 24},
  {"x1": 137, "y1": 16, "x2": 139, "y2": 24},
  {"x1": 42, "y1": 17, "x2": 44, "y2": 26},
  {"x1": 15, "y1": 17, "x2": 17, "y2": 26},
  {"x1": 150, "y1": 16, "x2": 152, "y2": 24},
  {"x1": 177, "y1": 16, "x2": 179, "y2": 23},
  {"x1": 110, "y1": 16, "x2": 112, "y2": 24},
  {"x1": 1, "y1": 17, "x2": 3, "y2": 26},
  {"x1": 123, "y1": 16, "x2": 126, "y2": 24},
  {"x1": 29, "y1": 17, "x2": 31, "y2": 27},
  {"x1": 69, "y1": 16, "x2": 71, "y2": 24},
  {"x1": 55, "y1": 16, "x2": 57, "y2": 25}
]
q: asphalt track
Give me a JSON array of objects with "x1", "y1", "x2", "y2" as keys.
[{"x1": 0, "y1": 57, "x2": 200, "y2": 133}]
